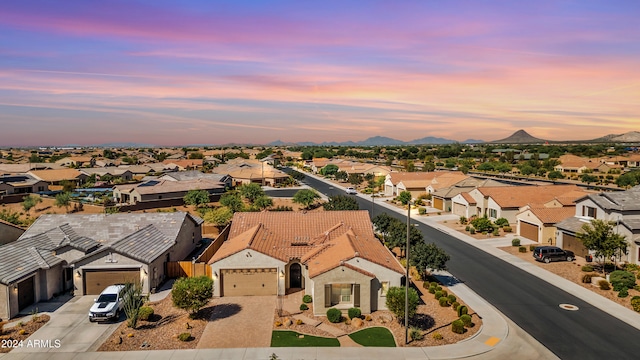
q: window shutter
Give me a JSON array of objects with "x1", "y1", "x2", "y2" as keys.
[
  {"x1": 353, "y1": 284, "x2": 360, "y2": 307},
  {"x1": 324, "y1": 284, "x2": 331, "y2": 307}
]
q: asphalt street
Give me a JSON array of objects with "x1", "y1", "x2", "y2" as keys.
[{"x1": 297, "y1": 171, "x2": 640, "y2": 360}]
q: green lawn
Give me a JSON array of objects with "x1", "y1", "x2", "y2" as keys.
[
  {"x1": 271, "y1": 330, "x2": 340, "y2": 347},
  {"x1": 348, "y1": 327, "x2": 396, "y2": 347}
]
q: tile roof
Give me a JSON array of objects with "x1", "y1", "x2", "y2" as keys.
[
  {"x1": 28, "y1": 169, "x2": 85, "y2": 182},
  {"x1": 461, "y1": 192, "x2": 476, "y2": 204},
  {"x1": 583, "y1": 186, "x2": 640, "y2": 211},
  {"x1": 478, "y1": 185, "x2": 584, "y2": 209},
  {"x1": 210, "y1": 211, "x2": 404, "y2": 278},
  {"x1": 387, "y1": 172, "x2": 438, "y2": 185},
  {"x1": 524, "y1": 206, "x2": 576, "y2": 224},
  {"x1": 161, "y1": 171, "x2": 230, "y2": 182},
  {"x1": 162, "y1": 159, "x2": 204, "y2": 168},
  {"x1": 115, "y1": 179, "x2": 224, "y2": 195}
]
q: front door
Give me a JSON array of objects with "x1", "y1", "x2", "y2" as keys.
[{"x1": 289, "y1": 263, "x2": 302, "y2": 288}]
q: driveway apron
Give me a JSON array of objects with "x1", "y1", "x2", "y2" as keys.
[{"x1": 197, "y1": 296, "x2": 276, "y2": 348}]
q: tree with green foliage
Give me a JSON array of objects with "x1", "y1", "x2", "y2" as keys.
[
  {"x1": 397, "y1": 191, "x2": 412, "y2": 205},
  {"x1": 289, "y1": 170, "x2": 305, "y2": 181},
  {"x1": 171, "y1": 276, "x2": 214, "y2": 318},
  {"x1": 411, "y1": 242, "x2": 451, "y2": 279},
  {"x1": 183, "y1": 189, "x2": 210, "y2": 207},
  {"x1": 385, "y1": 219, "x2": 424, "y2": 257},
  {"x1": 547, "y1": 170, "x2": 565, "y2": 181},
  {"x1": 238, "y1": 183, "x2": 265, "y2": 203},
  {"x1": 385, "y1": 286, "x2": 419, "y2": 323},
  {"x1": 0, "y1": 209, "x2": 21, "y2": 225},
  {"x1": 616, "y1": 171, "x2": 640, "y2": 188},
  {"x1": 348, "y1": 173, "x2": 363, "y2": 185},
  {"x1": 292, "y1": 189, "x2": 320, "y2": 209},
  {"x1": 203, "y1": 206, "x2": 234, "y2": 229},
  {"x1": 29, "y1": 153, "x2": 43, "y2": 163},
  {"x1": 577, "y1": 219, "x2": 627, "y2": 275},
  {"x1": 323, "y1": 195, "x2": 359, "y2": 211},
  {"x1": 220, "y1": 192, "x2": 245, "y2": 212},
  {"x1": 335, "y1": 171, "x2": 348, "y2": 182},
  {"x1": 253, "y1": 195, "x2": 274, "y2": 210},
  {"x1": 471, "y1": 216, "x2": 494, "y2": 233},
  {"x1": 320, "y1": 164, "x2": 339, "y2": 176},
  {"x1": 581, "y1": 174, "x2": 597, "y2": 184},
  {"x1": 188, "y1": 152, "x2": 204, "y2": 159},
  {"x1": 55, "y1": 192, "x2": 72, "y2": 213},
  {"x1": 22, "y1": 194, "x2": 42, "y2": 215}
]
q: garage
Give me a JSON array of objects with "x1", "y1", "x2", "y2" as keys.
[
  {"x1": 83, "y1": 269, "x2": 140, "y2": 295},
  {"x1": 17, "y1": 276, "x2": 35, "y2": 311},
  {"x1": 563, "y1": 234, "x2": 588, "y2": 258},
  {"x1": 221, "y1": 268, "x2": 277, "y2": 296},
  {"x1": 452, "y1": 202, "x2": 466, "y2": 217},
  {"x1": 520, "y1": 221, "x2": 539, "y2": 242},
  {"x1": 432, "y1": 198, "x2": 444, "y2": 211}
]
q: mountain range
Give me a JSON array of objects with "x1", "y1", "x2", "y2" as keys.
[{"x1": 270, "y1": 135, "x2": 484, "y2": 147}]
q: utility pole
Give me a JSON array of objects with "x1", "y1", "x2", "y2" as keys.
[{"x1": 405, "y1": 201, "x2": 411, "y2": 344}]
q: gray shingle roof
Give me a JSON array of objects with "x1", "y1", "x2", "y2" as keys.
[
  {"x1": 0, "y1": 233, "x2": 64, "y2": 284},
  {"x1": 111, "y1": 224, "x2": 174, "y2": 263}
]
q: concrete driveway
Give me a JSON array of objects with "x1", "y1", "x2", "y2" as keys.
[
  {"x1": 11, "y1": 296, "x2": 120, "y2": 353},
  {"x1": 197, "y1": 296, "x2": 277, "y2": 348}
]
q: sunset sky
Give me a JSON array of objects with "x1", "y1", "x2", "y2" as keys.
[{"x1": 1, "y1": 1, "x2": 638, "y2": 146}]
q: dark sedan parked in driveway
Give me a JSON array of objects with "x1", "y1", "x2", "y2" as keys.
[{"x1": 533, "y1": 246, "x2": 575, "y2": 263}]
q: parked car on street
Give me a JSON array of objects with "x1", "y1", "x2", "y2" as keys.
[
  {"x1": 533, "y1": 246, "x2": 575, "y2": 263},
  {"x1": 88, "y1": 284, "x2": 126, "y2": 322},
  {"x1": 345, "y1": 187, "x2": 357, "y2": 195}
]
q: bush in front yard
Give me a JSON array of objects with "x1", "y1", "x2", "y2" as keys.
[
  {"x1": 582, "y1": 273, "x2": 595, "y2": 284},
  {"x1": 529, "y1": 245, "x2": 536, "y2": 251},
  {"x1": 618, "y1": 287, "x2": 629, "y2": 298},
  {"x1": 598, "y1": 280, "x2": 611, "y2": 290},
  {"x1": 447, "y1": 294, "x2": 457, "y2": 303},
  {"x1": 494, "y1": 218, "x2": 509, "y2": 227},
  {"x1": 631, "y1": 296, "x2": 640, "y2": 312},
  {"x1": 451, "y1": 301, "x2": 460, "y2": 311},
  {"x1": 451, "y1": 319, "x2": 465, "y2": 334},
  {"x1": 172, "y1": 276, "x2": 214, "y2": 318},
  {"x1": 348, "y1": 307, "x2": 361, "y2": 319},
  {"x1": 609, "y1": 270, "x2": 636, "y2": 291},
  {"x1": 327, "y1": 308, "x2": 342, "y2": 323},
  {"x1": 302, "y1": 295, "x2": 313, "y2": 303},
  {"x1": 138, "y1": 306, "x2": 154, "y2": 321},
  {"x1": 469, "y1": 227, "x2": 476, "y2": 234},
  {"x1": 581, "y1": 265, "x2": 594, "y2": 272},
  {"x1": 518, "y1": 246, "x2": 527, "y2": 253},
  {"x1": 460, "y1": 314, "x2": 473, "y2": 327},
  {"x1": 434, "y1": 290, "x2": 443, "y2": 300},
  {"x1": 511, "y1": 238, "x2": 521, "y2": 247},
  {"x1": 418, "y1": 207, "x2": 427, "y2": 215},
  {"x1": 503, "y1": 226, "x2": 513, "y2": 233},
  {"x1": 178, "y1": 332, "x2": 192, "y2": 342},
  {"x1": 300, "y1": 304, "x2": 308, "y2": 311},
  {"x1": 457, "y1": 305, "x2": 468, "y2": 317},
  {"x1": 409, "y1": 327, "x2": 424, "y2": 341},
  {"x1": 439, "y1": 297, "x2": 450, "y2": 307}
]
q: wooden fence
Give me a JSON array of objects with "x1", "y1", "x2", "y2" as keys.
[
  {"x1": 195, "y1": 224, "x2": 230, "y2": 263},
  {"x1": 166, "y1": 261, "x2": 212, "y2": 278}
]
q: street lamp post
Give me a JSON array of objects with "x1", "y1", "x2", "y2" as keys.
[{"x1": 405, "y1": 201, "x2": 411, "y2": 345}]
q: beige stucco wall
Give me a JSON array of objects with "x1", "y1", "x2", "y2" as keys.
[
  {"x1": 0, "y1": 222, "x2": 24, "y2": 246},
  {"x1": 73, "y1": 251, "x2": 145, "y2": 295},
  {"x1": 0, "y1": 283, "x2": 9, "y2": 320},
  {"x1": 311, "y1": 266, "x2": 373, "y2": 316},
  {"x1": 345, "y1": 258, "x2": 403, "y2": 312},
  {"x1": 209, "y1": 250, "x2": 286, "y2": 297}
]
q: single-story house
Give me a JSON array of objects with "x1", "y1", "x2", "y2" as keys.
[
  {"x1": 214, "y1": 160, "x2": 290, "y2": 186},
  {"x1": 0, "y1": 174, "x2": 49, "y2": 195},
  {"x1": 384, "y1": 172, "x2": 437, "y2": 197},
  {"x1": 0, "y1": 212, "x2": 203, "y2": 320},
  {"x1": 162, "y1": 159, "x2": 204, "y2": 171},
  {"x1": 55, "y1": 156, "x2": 96, "y2": 168},
  {"x1": 0, "y1": 163, "x2": 63, "y2": 175},
  {"x1": 113, "y1": 179, "x2": 225, "y2": 205},
  {"x1": 159, "y1": 170, "x2": 233, "y2": 189},
  {"x1": 431, "y1": 178, "x2": 506, "y2": 212},
  {"x1": 80, "y1": 168, "x2": 134, "y2": 182},
  {"x1": 516, "y1": 206, "x2": 576, "y2": 245},
  {"x1": 451, "y1": 192, "x2": 477, "y2": 219},
  {"x1": 27, "y1": 169, "x2": 88, "y2": 190},
  {"x1": 209, "y1": 211, "x2": 405, "y2": 316}
]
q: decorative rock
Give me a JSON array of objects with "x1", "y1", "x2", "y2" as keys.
[
  {"x1": 351, "y1": 318, "x2": 364, "y2": 328},
  {"x1": 283, "y1": 318, "x2": 292, "y2": 326}
]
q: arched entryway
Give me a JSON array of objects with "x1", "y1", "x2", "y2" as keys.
[{"x1": 289, "y1": 263, "x2": 302, "y2": 288}]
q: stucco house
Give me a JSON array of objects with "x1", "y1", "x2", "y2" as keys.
[
  {"x1": 556, "y1": 186, "x2": 640, "y2": 263},
  {"x1": 113, "y1": 178, "x2": 225, "y2": 205},
  {"x1": 0, "y1": 212, "x2": 202, "y2": 320},
  {"x1": 55, "y1": 156, "x2": 96, "y2": 168},
  {"x1": 80, "y1": 167, "x2": 134, "y2": 182},
  {"x1": 208, "y1": 211, "x2": 404, "y2": 316},
  {"x1": 159, "y1": 170, "x2": 233, "y2": 189},
  {"x1": 213, "y1": 160, "x2": 289, "y2": 186},
  {"x1": 0, "y1": 174, "x2": 49, "y2": 195},
  {"x1": 27, "y1": 169, "x2": 88, "y2": 190},
  {"x1": 0, "y1": 220, "x2": 25, "y2": 246},
  {"x1": 431, "y1": 178, "x2": 506, "y2": 212}
]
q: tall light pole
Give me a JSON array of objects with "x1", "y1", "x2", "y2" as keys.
[{"x1": 405, "y1": 201, "x2": 411, "y2": 345}]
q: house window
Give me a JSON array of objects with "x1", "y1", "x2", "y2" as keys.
[
  {"x1": 331, "y1": 284, "x2": 352, "y2": 305},
  {"x1": 488, "y1": 208, "x2": 497, "y2": 219},
  {"x1": 380, "y1": 282, "x2": 389, "y2": 296},
  {"x1": 582, "y1": 206, "x2": 597, "y2": 218}
]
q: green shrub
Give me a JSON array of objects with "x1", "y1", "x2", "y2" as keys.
[
  {"x1": 581, "y1": 265, "x2": 594, "y2": 272},
  {"x1": 631, "y1": 296, "x2": 640, "y2": 312},
  {"x1": 422, "y1": 281, "x2": 430, "y2": 289},
  {"x1": 457, "y1": 305, "x2": 468, "y2": 317},
  {"x1": 451, "y1": 301, "x2": 460, "y2": 311},
  {"x1": 451, "y1": 319, "x2": 465, "y2": 334},
  {"x1": 434, "y1": 290, "x2": 443, "y2": 300},
  {"x1": 511, "y1": 238, "x2": 521, "y2": 247},
  {"x1": 494, "y1": 218, "x2": 509, "y2": 227},
  {"x1": 327, "y1": 308, "x2": 342, "y2": 323},
  {"x1": 518, "y1": 246, "x2": 527, "y2": 253},
  {"x1": 618, "y1": 287, "x2": 629, "y2": 298},
  {"x1": 460, "y1": 314, "x2": 473, "y2": 327},
  {"x1": 418, "y1": 207, "x2": 427, "y2": 215},
  {"x1": 436, "y1": 286, "x2": 442, "y2": 291},
  {"x1": 503, "y1": 226, "x2": 513, "y2": 233},
  {"x1": 302, "y1": 295, "x2": 312, "y2": 303},
  {"x1": 582, "y1": 273, "x2": 595, "y2": 284},
  {"x1": 409, "y1": 327, "x2": 424, "y2": 341},
  {"x1": 492, "y1": 229, "x2": 500, "y2": 237},
  {"x1": 178, "y1": 332, "x2": 191, "y2": 342},
  {"x1": 428, "y1": 287, "x2": 436, "y2": 294},
  {"x1": 439, "y1": 297, "x2": 450, "y2": 307},
  {"x1": 430, "y1": 281, "x2": 438, "y2": 287},
  {"x1": 300, "y1": 304, "x2": 308, "y2": 311},
  {"x1": 432, "y1": 332, "x2": 443, "y2": 340},
  {"x1": 459, "y1": 216, "x2": 468, "y2": 224},
  {"x1": 440, "y1": 290, "x2": 448, "y2": 298},
  {"x1": 624, "y1": 263, "x2": 640, "y2": 272},
  {"x1": 447, "y1": 294, "x2": 457, "y2": 303},
  {"x1": 610, "y1": 270, "x2": 636, "y2": 291},
  {"x1": 529, "y1": 245, "x2": 536, "y2": 251},
  {"x1": 348, "y1": 307, "x2": 361, "y2": 319},
  {"x1": 465, "y1": 225, "x2": 470, "y2": 232},
  {"x1": 469, "y1": 227, "x2": 476, "y2": 234},
  {"x1": 598, "y1": 280, "x2": 611, "y2": 290},
  {"x1": 138, "y1": 306, "x2": 154, "y2": 321}
]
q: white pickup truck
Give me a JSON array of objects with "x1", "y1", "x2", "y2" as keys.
[{"x1": 88, "y1": 284, "x2": 126, "y2": 322}]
